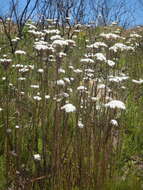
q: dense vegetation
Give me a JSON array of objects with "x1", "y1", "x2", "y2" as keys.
[{"x1": 0, "y1": 19, "x2": 143, "y2": 189}]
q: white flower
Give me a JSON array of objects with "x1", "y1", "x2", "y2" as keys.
[
  {"x1": 105, "y1": 100, "x2": 126, "y2": 110},
  {"x1": 0, "y1": 108, "x2": 3, "y2": 112},
  {"x1": 57, "y1": 79, "x2": 65, "y2": 86},
  {"x1": 77, "y1": 86, "x2": 87, "y2": 91},
  {"x1": 2, "y1": 54, "x2": 8, "y2": 58},
  {"x1": 68, "y1": 65, "x2": 74, "y2": 69},
  {"x1": 67, "y1": 88, "x2": 73, "y2": 93},
  {"x1": 109, "y1": 43, "x2": 134, "y2": 52},
  {"x1": 19, "y1": 67, "x2": 29, "y2": 73},
  {"x1": 34, "y1": 44, "x2": 49, "y2": 51},
  {"x1": 12, "y1": 64, "x2": 24, "y2": 68},
  {"x1": 94, "y1": 53, "x2": 106, "y2": 62},
  {"x1": 9, "y1": 83, "x2": 13, "y2": 86},
  {"x1": 58, "y1": 68, "x2": 65, "y2": 74},
  {"x1": 52, "y1": 39, "x2": 68, "y2": 48},
  {"x1": 66, "y1": 39, "x2": 76, "y2": 47},
  {"x1": 70, "y1": 77, "x2": 74, "y2": 81},
  {"x1": 59, "y1": 52, "x2": 67, "y2": 57},
  {"x1": 20, "y1": 91, "x2": 25, "y2": 95},
  {"x1": 33, "y1": 96, "x2": 42, "y2": 101},
  {"x1": 61, "y1": 103, "x2": 76, "y2": 113},
  {"x1": 15, "y1": 50, "x2": 26, "y2": 55},
  {"x1": 0, "y1": 58, "x2": 12, "y2": 63},
  {"x1": 121, "y1": 86, "x2": 126, "y2": 89},
  {"x1": 74, "y1": 29, "x2": 80, "y2": 33},
  {"x1": 78, "y1": 120, "x2": 84, "y2": 128},
  {"x1": 85, "y1": 53, "x2": 94, "y2": 58},
  {"x1": 44, "y1": 29, "x2": 60, "y2": 35},
  {"x1": 28, "y1": 30, "x2": 44, "y2": 36},
  {"x1": 130, "y1": 33, "x2": 142, "y2": 38},
  {"x1": 73, "y1": 69, "x2": 82, "y2": 73},
  {"x1": 45, "y1": 95, "x2": 50, "y2": 99},
  {"x1": 85, "y1": 69, "x2": 94, "y2": 73},
  {"x1": 108, "y1": 75, "x2": 129, "y2": 83},
  {"x1": 87, "y1": 42, "x2": 108, "y2": 49},
  {"x1": 31, "y1": 85, "x2": 39, "y2": 89},
  {"x1": 110, "y1": 119, "x2": 118, "y2": 126},
  {"x1": 63, "y1": 77, "x2": 71, "y2": 84},
  {"x1": 100, "y1": 33, "x2": 121, "y2": 40},
  {"x1": 34, "y1": 40, "x2": 48, "y2": 45},
  {"x1": 2, "y1": 77, "x2": 6, "y2": 80},
  {"x1": 37, "y1": 68, "x2": 44, "y2": 73},
  {"x1": 80, "y1": 58, "x2": 94, "y2": 64},
  {"x1": 34, "y1": 154, "x2": 41, "y2": 161},
  {"x1": 91, "y1": 97, "x2": 98, "y2": 102},
  {"x1": 132, "y1": 79, "x2": 143, "y2": 84},
  {"x1": 61, "y1": 92, "x2": 69, "y2": 98},
  {"x1": 97, "y1": 84, "x2": 106, "y2": 89},
  {"x1": 18, "y1": 77, "x2": 26, "y2": 81},
  {"x1": 50, "y1": 35, "x2": 62, "y2": 41},
  {"x1": 12, "y1": 37, "x2": 20, "y2": 42},
  {"x1": 107, "y1": 60, "x2": 116, "y2": 67},
  {"x1": 34, "y1": 41, "x2": 55, "y2": 52},
  {"x1": 72, "y1": 35, "x2": 77, "y2": 39}
]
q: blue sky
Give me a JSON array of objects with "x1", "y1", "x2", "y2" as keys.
[
  {"x1": 1, "y1": 0, "x2": 143, "y2": 27},
  {"x1": 127, "y1": 0, "x2": 143, "y2": 26}
]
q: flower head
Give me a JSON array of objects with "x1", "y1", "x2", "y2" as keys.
[
  {"x1": 61, "y1": 103, "x2": 76, "y2": 113},
  {"x1": 34, "y1": 154, "x2": 41, "y2": 161},
  {"x1": 15, "y1": 50, "x2": 26, "y2": 55},
  {"x1": 105, "y1": 100, "x2": 126, "y2": 110}
]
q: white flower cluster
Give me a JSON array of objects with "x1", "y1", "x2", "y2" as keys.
[
  {"x1": 105, "y1": 100, "x2": 126, "y2": 110},
  {"x1": 12, "y1": 37, "x2": 20, "y2": 42},
  {"x1": 108, "y1": 75, "x2": 129, "y2": 83},
  {"x1": 31, "y1": 85, "x2": 39, "y2": 89},
  {"x1": 52, "y1": 39, "x2": 68, "y2": 48},
  {"x1": 33, "y1": 96, "x2": 42, "y2": 101},
  {"x1": 130, "y1": 33, "x2": 142, "y2": 38},
  {"x1": 57, "y1": 79, "x2": 65, "y2": 86},
  {"x1": 78, "y1": 120, "x2": 84, "y2": 128},
  {"x1": 94, "y1": 53, "x2": 106, "y2": 62},
  {"x1": 110, "y1": 119, "x2": 118, "y2": 126},
  {"x1": 87, "y1": 42, "x2": 108, "y2": 49},
  {"x1": 50, "y1": 35, "x2": 63, "y2": 41},
  {"x1": 61, "y1": 103, "x2": 76, "y2": 113},
  {"x1": 0, "y1": 58, "x2": 12, "y2": 63},
  {"x1": 109, "y1": 43, "x2": 134, "y2": 52},
  {"x1": 43, "y1": 29, "x2": 60, "y2": 35},
  {"x1": 15, "y1": 50, "x2": 26, "y2": 55},
  {"x1": 28, "y1": 30, "x2": 44, "y2": 37},
  {"x1": 33, "y1": 154, "x2": 41, "y2": 160},
  {"x1": 80, "y1": 58, "x2": 94, "y2": 64},
  {"x1": 77, "y1": 86, "x2": 87, "y2": 91},
  {"x1": 106, "y1": 60, "x2": 116, "y2": 67},
  {"x1": 100, "y1": 33, "x2": 121, "y2": 40},
  {"x1": 66, "y1": 39, "x2": 76, "y2": 47},
  {"x1": 132, "y1": 79, "x2": 143, "y2": 84},
  {"x1": 34, "y1": 41, "x2": 54, "y2": 52}
]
